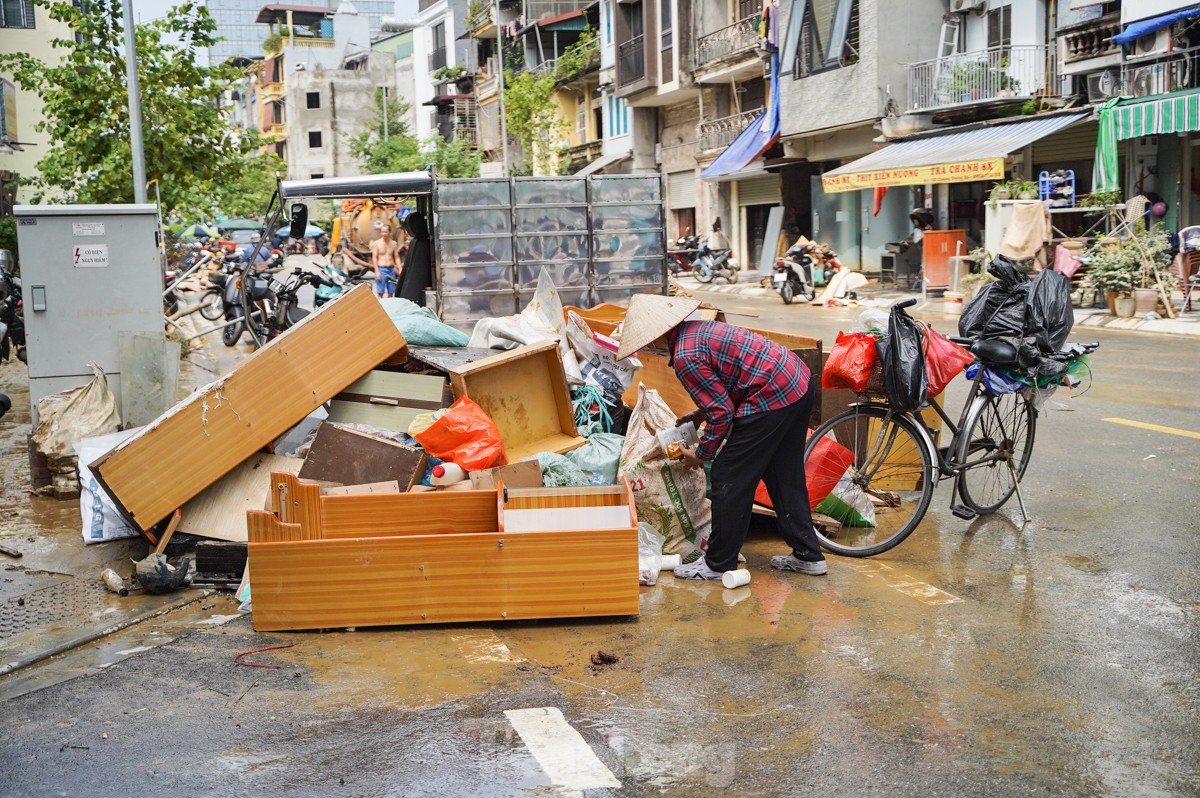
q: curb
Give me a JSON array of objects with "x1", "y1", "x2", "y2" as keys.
[{"x1": 0, "y1": 589, "x2": 214, "y2": 677}]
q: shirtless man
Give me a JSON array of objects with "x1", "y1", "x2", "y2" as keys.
[{"x1": 370, "y1": 226, "x2": 401, "y2": 297}]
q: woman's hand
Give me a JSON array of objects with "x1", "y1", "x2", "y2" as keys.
[
  {"x1": 677, "y1": 445, "x2": 702, "y2": 470},
  {"x1": 675, "y1": 409, "x2": 705, "y2": 428}
]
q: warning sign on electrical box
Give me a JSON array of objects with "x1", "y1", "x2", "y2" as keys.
[{"x1": 73, "y1": 244, "x2": 109, "y2": 268}]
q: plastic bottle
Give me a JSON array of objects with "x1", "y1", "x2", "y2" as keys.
[
  {"x1": 101, "y1": 568, "x2": 129, "y2": 596},
  {"x1": 430, "y1": 462, "x2": 467, "y2": 486}
]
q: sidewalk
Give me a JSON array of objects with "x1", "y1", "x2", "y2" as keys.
[{"x1": 675, "y1": 273, "x2": 1200, "y2": 337}]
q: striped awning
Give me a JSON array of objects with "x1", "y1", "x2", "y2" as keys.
[{"x1": 1093, "y1": 90, "x2": 1200, "y2": 192}]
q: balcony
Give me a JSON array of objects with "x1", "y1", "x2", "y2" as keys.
[
  {"x1": 523, "y1": 0, "x2": 592, "y2": 23},
  {"x1": 1119, "y1": 45, "x2": 1200, "y2": 99},
  {"x1": 261, "y1": 81, "x2": 284, "y2": 98},
  {"x1": 698, "y1": 107, "x2": 762, "y2": 152},
  {"x1": 617, "y1": 35, "x2": 645, "y2": 87},
  {"x1": 566, "y1": 139, "x2": 603, "y2": 167},
  {"x1": 267, "y1": 123, "x2": 287, "y2": 139},
  {"x1": 907, "y1": 45, "x2": 1056, "y2": 113},
  {"x1": 455, "y1": 127, "x2": 480, "y2": 147},
  {"x1": 696, "y1": 15, "x2": 760, "y2": 68},
  {"x1": 1059, "y1": 13, "x2": 1122, "y2": 70},
  {"x1": 429, "y1": 46, "x2": 448, "y2": 72}
]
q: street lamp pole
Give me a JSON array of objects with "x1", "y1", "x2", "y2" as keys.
[{"x1": 120, "y1": 0, "x2": 148, "y2": 204}]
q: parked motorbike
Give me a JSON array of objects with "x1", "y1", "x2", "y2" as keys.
[
  {"x1": 211, "y1": 249, "x2": 283, "y2": 347},
  {"x1": 256, "y1": 266, "x2": 337, "y2": 342},
  {"x1": 773, "y1": 240, "x2": 842, "y2": 304},
  {"x1": 0, "y1": 252, "x2": 27, "y2": 367},
  {"x1": 666, "y1": 231, "x2": 701, "y2": 275},
  {"x1": 312, "y1": 259, "x2": 373, "y2": 307},
  {"x1": 692, "y1": 241, "x2": 739, "y2": 284}
]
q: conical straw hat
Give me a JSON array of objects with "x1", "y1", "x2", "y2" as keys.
[{"x1": 616, "y1": 294, "x2": 703, "y2": 360}]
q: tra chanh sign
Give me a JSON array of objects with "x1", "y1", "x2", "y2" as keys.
[{"x1": 821, "y1": 158, "x2": 1005, "y2": 193}]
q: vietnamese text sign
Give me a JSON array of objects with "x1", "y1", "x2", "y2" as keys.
[
  {"x1": 73, "y1": 244, "x2": 109, "y2": 268},
  {"x1": 822, "y1": 158, "x2": 1005, "y2": 193}
]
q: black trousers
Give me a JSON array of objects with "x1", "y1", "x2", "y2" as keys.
[{"x1": 704, "y1": 390, "x2": 824, "y2": 572}]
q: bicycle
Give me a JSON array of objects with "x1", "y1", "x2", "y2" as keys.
[{"x1": 804, "y1": 299, "x2": 1098, "y2": 557}]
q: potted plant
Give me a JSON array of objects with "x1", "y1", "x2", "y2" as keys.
[
  {"x1": 961, "y1": 247, "x2": 998, "y2": 301},
  {"x1": 989, "y1": 182, "x2": 1011, "y2": 204},
  {"x1": 1011, "y1": 176, "x2": 1039, "y2": 200},
  {"x1": 1081, "y1": 244, "x2": 1138, "y2": 315},
  {"x1": 1129, "y1": 224, "x2": 1179, "y2": 314}
]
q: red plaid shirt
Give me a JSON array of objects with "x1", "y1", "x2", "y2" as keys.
[{"x1": 667, "y1": 320, "x2": 811, "y2": 460}]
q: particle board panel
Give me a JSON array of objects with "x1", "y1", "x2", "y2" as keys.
[
  {"x1": 320, "y1": 490, "x2": 500, "y2": 538},
  {"x1": 449, "y1": 340, "x2": 585, "y2": 462},
  {"x1": 297, "y1": 423, "x2": 426, "y2": 489},
  {"x1": 325, "y1": 370, "x2": 446, "y2": 433},
  {"x1": 176, "y1": 453, "x2": 304, "y2": 542},
  {"x1": 91, "y1": 285, "x2": 407, "y2": 532},
  {"x1": 247, "y1": 527, "x2": 640, "y2": 631}
]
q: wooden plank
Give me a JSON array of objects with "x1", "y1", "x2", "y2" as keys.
[
  {"x1": 449, "y1": 341, "x2": 585, "y2": 462},
  {"x1": 274, "y1": 472, "x2": 323, "y2": 540},
  {"x1": 248, "y1": 527, "x2": 640, "y2": 631},
  {"x1": 297, "y1": 423, "x2": 426, "y2": 490},
  {"x1": 321, "y1": 480, "x2": 402, "y2": 496},
  {"x1": 176, "y1": 454, "x2": 304, "y2": 543},
  {"x1": 319, "y1": 490, "x2": 500, "y2": 539},
  {"x1": 91, "y1": 285, "x2": 406, "y2": 532},
  {"x1": 407, "y1": 346, "x2": 499, "y2": 373},
  {"x1": 326, "y1": 370, "x2": 446, "y2": 433}
]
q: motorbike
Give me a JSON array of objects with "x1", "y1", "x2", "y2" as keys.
[
  {"x1": 773, "y1": 240, "x2": 843, "y2": 304},
  {"x1": 256, "y1": 266, "x2": 337, "y2": 343},
  {"x1": 692, "y1": 241, "x2": 739, "y2": 284},
  {"x1": 312, "y1": 258, "x2": 373, "y2": 307},
  {"x1": 666, "y1": 231, "x2": 701, "y2": 275},
  {"x1": 210, "y1": 249, "x2": 283, "y2": 347},
  {"x1": 0, "y1": 252, "x2": 27, "y2": 368}
]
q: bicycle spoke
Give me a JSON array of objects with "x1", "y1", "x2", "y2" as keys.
[{"x1": 957, "y1": 392, "x2": 1036, "y2": 515}]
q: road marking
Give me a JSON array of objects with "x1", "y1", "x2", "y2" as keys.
[
  {"x1": 1102, "y1": 418, "x2": 1200, "y2": 440},
  {"x1": 845, "y1": 561, "x2": 962, "y2": 605},
  {"x1": 504, "y1": 707, "x2": 621, "y2": 790},
  {"x1": 452, "y1": 631, "x2": 523, "y2": 664}
]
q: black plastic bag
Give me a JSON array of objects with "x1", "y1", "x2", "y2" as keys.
[
  {"x1": 880, "y1": 305, "x2": 927, "y2": 413},
  {"x1": 958, "y1": 256, "x2": 1030, "y2": 340},
  {"x1": 1025, "y1": 269, "x2": 1074, "y2": 352}
]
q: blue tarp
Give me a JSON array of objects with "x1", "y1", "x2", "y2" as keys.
[
  {"x1": 1112, "y1": 6, "x2": 1200, "y2": 45},
  {"x1": 701, "y1": 52, "x2": 781, "y2": 179}
]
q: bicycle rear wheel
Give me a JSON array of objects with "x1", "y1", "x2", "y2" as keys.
[
  {"x1": 956, "y1": 391, "x2": 1036, "y2": 514},
  {"x1": 804, "y1": 405, "x2": 935, "y2": 557}
]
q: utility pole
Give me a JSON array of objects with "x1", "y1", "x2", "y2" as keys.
[
  {"x1": 382, "y1": 85, "x2": 389, "y2": 141},
  {"x1": 121, "y1": 0, "x2": 148, "y2": 203},
  {"x1": 495, "y1": 0, "x2": 509, "y2": 176}
]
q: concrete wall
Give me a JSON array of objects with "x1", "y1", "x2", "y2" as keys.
[{"x1": 660, "y1": 101, "x2": 699, "y2": 175}]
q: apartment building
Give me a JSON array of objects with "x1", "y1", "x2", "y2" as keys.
[{"x1": 207, "y1": 0, "x2": 396, "y2": 64}]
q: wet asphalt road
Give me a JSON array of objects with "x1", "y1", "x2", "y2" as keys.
[{"x1": 1, "y1": 290, "x2": 1198, "y2": 797}]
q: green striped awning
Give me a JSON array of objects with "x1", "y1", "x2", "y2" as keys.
[{"x1": 1094, "y1": 90, "x2": 1200, "y2": 193}]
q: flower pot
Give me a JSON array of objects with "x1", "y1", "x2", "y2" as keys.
[
  {"x1": 1114, "y1": 295, "x2": 1136, "y2": 318},
  {"x1": 995, "y1": 187, "x2": 1011, "y2": 201},
  {"x1": 1133, "y1": 287, "x2": 1158, "y2": 315}
]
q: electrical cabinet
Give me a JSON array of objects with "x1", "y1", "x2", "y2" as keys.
[{"x1": 14, "y1": 204, "x2": 164, "y2": 423}]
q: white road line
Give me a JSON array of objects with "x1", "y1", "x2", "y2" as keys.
[
  {"x1": 845, "y1": 561, "x2": 962, "y2": 605},
  {"x1": 452, "y1": 631, "x2": 524, "y2": 664},
  {"x1": 504, "y1": 707, "x2": 621, "y2": 790}
]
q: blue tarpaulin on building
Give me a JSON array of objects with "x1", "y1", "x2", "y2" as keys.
[
  {"x1": 701, "y1": 53, "x2": 781, "y2": 179},
  {"x1": 1112, "y1": 6, "x2": 1200, "y2": 45}
]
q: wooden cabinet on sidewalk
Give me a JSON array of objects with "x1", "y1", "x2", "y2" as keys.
[{"x1": 922, "y1": 230, "x2": 968, "y2": 289}]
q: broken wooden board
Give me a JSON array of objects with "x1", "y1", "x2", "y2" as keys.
[
  {"x1": 192, "y1": 540, "x2": 248, "y2": 589},
  {"x1": 407, "y1": 346, "x2": 500, "y2": 373},
  {"x1": 449, "y1": 340, "x2": 585, "y2": 463},
  {"x1": 298, "y1": 422, "x2": 426, "y2": 490},
  {"x1": 325, "y1": 370, "x2": 446, "y2": 433},
  {"x1": 246, "y1": 472, "x2": 639, "y2": 631},
  {"x1": 175, "y1": 453, "x2": 304, "y2": 542},
  {"x1": 90, "y1": 285, "x2": 407, "y2": 532},
  {"x1": 469, "y1": 460, "x2": 544, "y2": 490}
]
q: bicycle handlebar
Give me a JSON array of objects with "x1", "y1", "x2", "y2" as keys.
[{"x1": 894, "y1": 298, "x2": 918, "y2": 310}]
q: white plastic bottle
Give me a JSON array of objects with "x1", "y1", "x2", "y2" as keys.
[{"x1": 430, "y1": 462, "x2": 467, "y2": 485}]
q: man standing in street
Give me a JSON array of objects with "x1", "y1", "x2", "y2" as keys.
[
  {"x1": 616, "y1": 294, "x2": 827, "y2": 580},
  {"x1": 370, "y1": 225, "x2": 400, "y2": 298}
]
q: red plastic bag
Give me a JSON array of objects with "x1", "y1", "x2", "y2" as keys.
[
  {"x1": 924, "y1": 327, "x2": 974, "y2": 398},
  {"x1": 412, "y1": 396, "x2": 508, "y2": 471},
  {"x1": 822, "y1": 331, "x2": 878, "y2": 392},
  {"x1": 754, "y1": 431, "x2": 855, "y2": 511}
]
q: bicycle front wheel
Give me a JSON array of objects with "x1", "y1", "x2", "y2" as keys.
[
  {"x1": 804, "y1": 405, "x2": 935, "y2": 557},
  {"x1": 956, "y1": 391, "x2": 1037, "y2": 514}
]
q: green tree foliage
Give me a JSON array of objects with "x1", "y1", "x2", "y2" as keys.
[
  {"x1": 347, "y1": 88, "x2": 480, "y2": 178},
  {"x1": 503, "y1": 69, "x2": 565, "y2": 176},
  {"x1": 0, "y1": 0, "x2": 266, "y2": 217}
]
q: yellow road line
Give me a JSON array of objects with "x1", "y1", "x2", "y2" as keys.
[{"x1": 1102, "y1": 418, "x2": 1200, "y2": 440}]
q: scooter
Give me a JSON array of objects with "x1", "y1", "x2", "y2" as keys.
[
  {"x1": 0, "y1": 253, "x2": 26, "y2": 366},
  {"x1": 692, "y1": 241, "x2": 739, "y2": 284},
  {"x1": 667, "y1": 231, "x2": 701, "y2": 275},
  {"x1": 210, "y1": 249, "x2": 282, "y2": 347},
  {"x1": 256, "y1": 266, "x2": 337, "y2": 342},
  {"x1": 773, "y1": 240, "x2": 842, "y2": 303}
]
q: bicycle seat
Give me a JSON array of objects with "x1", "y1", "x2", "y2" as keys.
[{"x1": 971, "y1": 339, "x2": 1018, "y2": 365}]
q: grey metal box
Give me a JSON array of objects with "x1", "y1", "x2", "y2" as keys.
[{"x1": 14, "y1": 204, "x2": 163, "y2": 423}]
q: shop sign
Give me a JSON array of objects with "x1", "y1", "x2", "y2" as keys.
[{"x1": 822, "y1": 158, "x2": 1005, "y2": 193}]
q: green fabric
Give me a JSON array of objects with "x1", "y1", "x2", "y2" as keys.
[
  {"x1": 379, "y1": 298, "x2": 470, "y2": 346},
  {"x1": 1094, "y1": 90, "x2": 1200, "y2": 193}
]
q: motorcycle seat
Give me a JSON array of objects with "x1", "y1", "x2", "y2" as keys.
[
  {"x1": 971, "y1": 338, "x2": 1018, "y2": 365},
  {"x1": 207, "y1": 273, "x2": 228, "y2": 287}
]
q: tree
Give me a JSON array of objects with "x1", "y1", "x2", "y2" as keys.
[
  {"x1": 347, "y1": 88, "x2": 480, "y2": 178},
  {"x1": 0, "y1": 0, "x2": 265, "y2": 217}
]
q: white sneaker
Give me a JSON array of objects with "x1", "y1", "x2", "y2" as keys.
[
  {"x1": 769, "y1": 554, "x2": 828, "y2": 575},
  {"x1": 674, "y1": 557, "x2": 724, "y2": 580}
]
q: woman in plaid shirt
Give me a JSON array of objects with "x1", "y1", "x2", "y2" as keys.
[{"x1": 617, "y1": 294, "x2": 827, "y2": 580}]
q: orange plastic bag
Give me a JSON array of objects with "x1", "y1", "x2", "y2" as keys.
[
  {"x1": 924, "y1": 327, "x2": 974, "y2": 398},
  {"x1": 754, "y1": 431, "x2": 855, "y2": 511},
  {"x1": 822, "y1": 331, "x2": 878, "y2": 392},
  {"x1": 412, "y1": 396, "x2": 508, "y2": 471}
]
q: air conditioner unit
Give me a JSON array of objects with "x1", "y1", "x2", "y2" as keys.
[
  {"x1": 1128, "y1": 64, "x2": 1169, "y2": 98},
  {"x1": 1129, "y1": 29, "x2": 1172, "y2": 59},
  {"x1": 1086, "y1": 71, "x2": 1117, "y2": 103},
  {"x1": 949, "y1": 0, "x2": 985, "y2": 12}
]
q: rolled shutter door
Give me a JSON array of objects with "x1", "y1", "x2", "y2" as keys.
[
  {"x1": 737, "y1": 175, "x2": 780, "y2": 206},
  {"x1": 668, "y1": 170, "x2": 697, "y2": 209}
]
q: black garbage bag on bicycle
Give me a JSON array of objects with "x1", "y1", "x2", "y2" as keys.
[{"x1": 877, "y1": 301, "x2": 927, "y2": 413}]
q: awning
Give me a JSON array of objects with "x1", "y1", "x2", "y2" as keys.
[
  {"x1": 575, "y1": 152, "x2": 629, "y2": 176},
  {"x1": 701, "y1": 52, "x2": 781, "y2": 180},
  {"x1": 821, "y1": 112, "x2": 1089, "y2": 193},
  {"x1": 1114, "y1": 5, "x2": 1200, "y2": 42},
  {"x1": 1093, "y1": 89, "x2": 1200, "y2": 192}
]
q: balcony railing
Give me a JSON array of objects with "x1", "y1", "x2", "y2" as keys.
[
  {"x1": 1059, "y1": 13, "x2": 1121, "y2": 67},
  {"x1": 567, "y1": 139, "x2": 603, "y2": 165},
  {"x1": 1119, "y1": 45, "x2": 1200, "y2": 98},
  {"x1": 908, "y1": 44, "x2": 1056, "y2": 113},
  {"x1": 523, "y1": 0, "x2": 592, "y2": 23},
  {"x1": 455, "y1": 127, "x2": 479, "y2": 147},
  {"x1": 429, "y1": 46, "x2": 447, "y2": 72},
  {"x1": 696, "y1": 15, "x2": 760, "y2": 68},
  {"x1": 261, "y1": 81, "x2": 284, "y2": 98},
  {"x1": 698, "y1": 107, "x2": 762, "y2": 152},
  {"x1": 618, "y1": 35, "x2": 645, "y2": 86}
]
